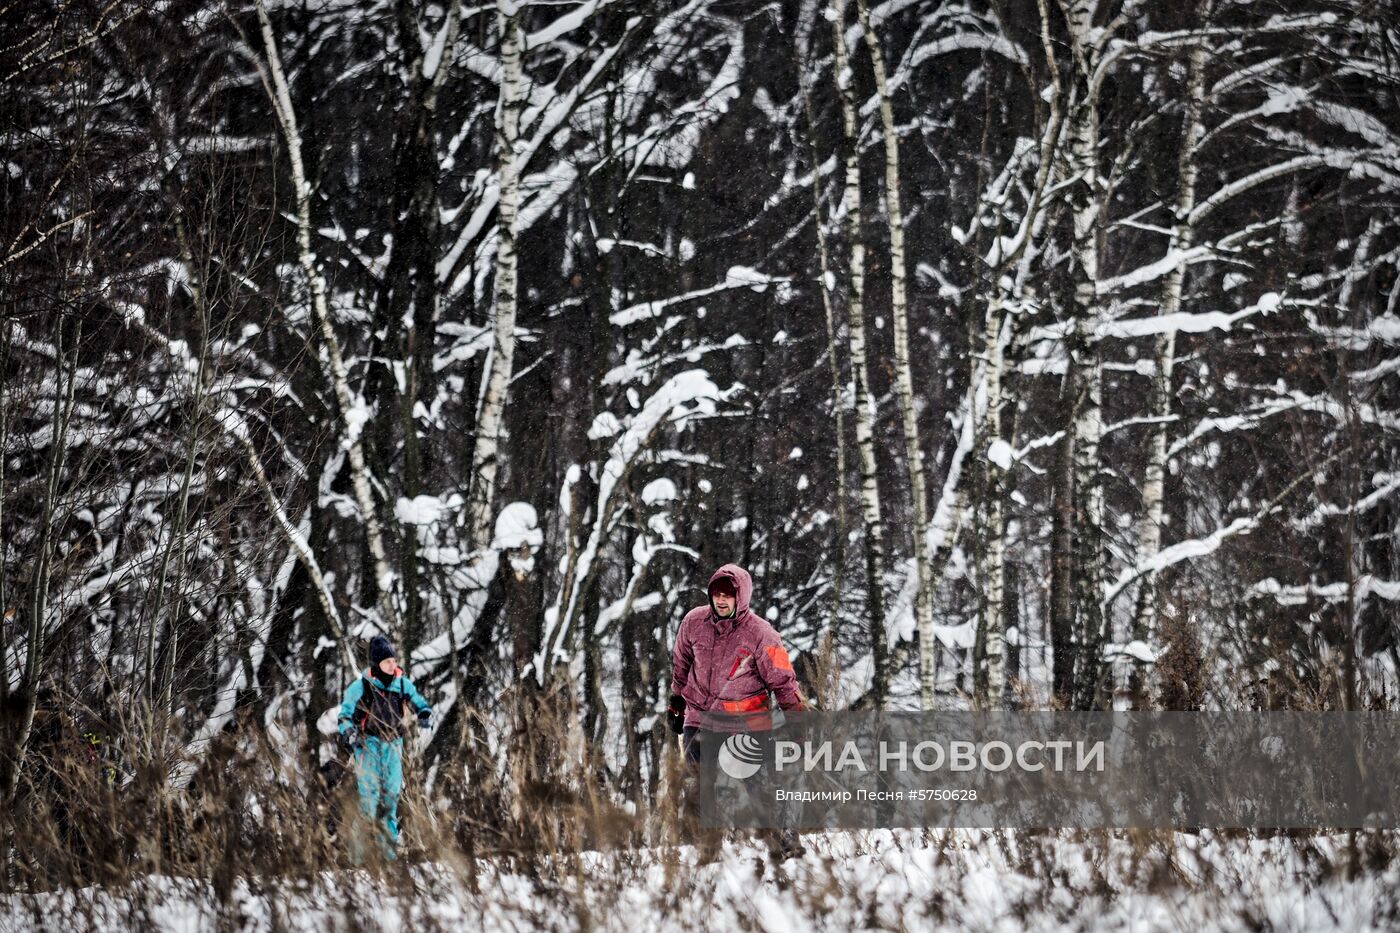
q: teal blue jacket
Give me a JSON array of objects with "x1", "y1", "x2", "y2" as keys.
[{"x1": 338, "y1": 667, "x2": 432, "y2": 737}]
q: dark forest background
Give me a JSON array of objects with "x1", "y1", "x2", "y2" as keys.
[{"x1": 2, "y1": 0, "x2": 1398, "y2": 809}]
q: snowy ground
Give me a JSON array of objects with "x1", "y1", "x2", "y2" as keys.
[{"x1": 4, "y1": 830, "x2": 1396, "y2": 932}]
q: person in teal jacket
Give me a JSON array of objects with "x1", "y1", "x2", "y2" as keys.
[{"x1": 338, "y1": 635, "x2": 433, "y2": 857}]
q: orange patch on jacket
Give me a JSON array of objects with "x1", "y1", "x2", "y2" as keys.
[
  {"x1": 766, "y1": 645, "x2": 793, "y2": 672},
  {"x1": 721, "y1": 694, "x2": 768, "y2": 713}
]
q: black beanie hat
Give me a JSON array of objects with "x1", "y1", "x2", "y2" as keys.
[
  {"x1": 369, "y1": 634, "x2": 395, "y2": 666},
  {"x1": 709, "y1": 576, "x2": 737, "y2": 598}
]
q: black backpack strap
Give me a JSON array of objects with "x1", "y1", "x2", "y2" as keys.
[{"x1": 357, "y1": 675, "x2": 377, "y2": 729}]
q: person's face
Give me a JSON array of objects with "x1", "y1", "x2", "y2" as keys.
[
  {"x1": 712, "y1": 590, "x2": 736, "y2": 617},
  {"x1": 378, "y1": 656, "x2": 397, "y2": 675}
]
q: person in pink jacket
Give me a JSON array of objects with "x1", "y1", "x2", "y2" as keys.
[{"x1": 668, "y1": 563, "x2": 805, "y2": 765}]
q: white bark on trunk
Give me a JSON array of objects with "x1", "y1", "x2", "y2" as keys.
[
  {"x1": 1132, "y1": 4, "x2": 1211, "y2": 649},
  {"x1": 974, "y1": 3, "x2": 1065, "y2": 708},
  {"x1": 795, "y1": 4, "x2": 849, "y2": 639},
  {"x1": 1058, "y1": 0, "x2": 1107, "y2": 708},
  {"x1": 830, "y1": 0, "x2": 890, "y2": 707},
  {"x1": 235, "y1": 431, "x2": 358, "y2": 675},
  {"x1": 255, "y1": 0, "x2": 397, "y2": 637},
  {"x1": 467, "y1": 1, "x2": 524, "y2": 556},
  {"x1": 978, "y1": 300, "x2": 1010, "y2": 707},
  {"x1": 854, "y1": 0, "x2": 934, "y2": 710}
]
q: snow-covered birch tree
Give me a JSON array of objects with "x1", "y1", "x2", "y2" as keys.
[
  {"x1": 465, "y1": 0, "x2": 525, "y2": 562},
  {"x1": 5, "y1": 0, "x2": 1399, "y2": 804},
  {"x1": 829, "y1": 0, "x2": 890, "y2": 708},
  {"x1": 853, "y1": 0, "x2": 935, "y2": 710}
]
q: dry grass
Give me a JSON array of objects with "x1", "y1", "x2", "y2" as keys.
[{"x1": 4, "y1": 694, "x2": 1400, "y2": 931}]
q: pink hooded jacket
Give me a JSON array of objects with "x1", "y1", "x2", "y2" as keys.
[{"x1": 670, "y1": 564, "x2": 805, "y2": 731}]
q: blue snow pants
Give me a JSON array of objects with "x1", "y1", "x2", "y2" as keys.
[{"x1": 353, "y1": 734, "x2": 404, "y2": 858}]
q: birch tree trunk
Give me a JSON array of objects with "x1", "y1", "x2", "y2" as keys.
[
  {"x1": 1049, "y1": 368, "x2": 1078, "y2": 707},
  {"x1": 830, "y1": 0, "x2": 889, "y2": 708},
  {"x1": 1055, "y1": 0, "x2": 1108, "y2": 710},
  {"x1": 1034, "y1": 0, "x2": 1074, "y2": 710},
  {"x1": 976, "y1": 300, "x2": 1009, "y2": 707},
  {"x1": 854, "y1": 0, "x2": 935, "y2": 710},
  {"x1": 255, "y1": 0, "x2": 398, "y2": 639},
  {"x1": 466, "y1": 0, "x2": 524, "y2": 557},
  {"x1": 982, "y1": 0, "x2": 1066, "y2": 709},
  {"x1": 795, "y1": 4, "x2": 848, "y2": 641},
  {"x1": 1131, "y1": 2, "x2": 1212, "y2": 670}
]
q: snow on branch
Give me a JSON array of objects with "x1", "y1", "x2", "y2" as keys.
[
  {"x1": 610, "y1": 268, "x2": 792, "y2": 327},
  {"x1": 1029, "y1": 293, "x2": 1282, "y2": 344},
  {"x1": 1105, "y1": 448, "x2": 1350, "y2": 611},
  {"x1": 533, "y1": 370, "x2": 724, "y2": 679},
  {"x1": 1102, "y1": 516, "x2": 1255, "y2": 609},
  {"x1": 1254, "y1": 576, "x2": 1400, "y2": 606}
]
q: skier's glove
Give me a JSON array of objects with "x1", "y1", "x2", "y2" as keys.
[
  {"x1": 666, "y1": 695, "x2": 686, "y2": 735},
  {"x1": 418, "y1": 711, "x2": 434, "y2": 731},
  {"x1": 341, "y1": 725, "x2": 362, "y2": 754}
]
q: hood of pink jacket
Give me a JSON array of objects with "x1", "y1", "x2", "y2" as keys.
[
  {"x1": 671, "y1": 563, "x2": 805, "y2": 730},
  {"x1": 708, "y1": 563, "x2": 753, "y2": 627}
]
